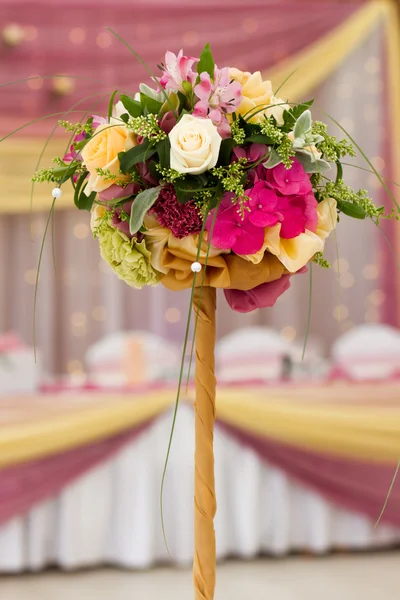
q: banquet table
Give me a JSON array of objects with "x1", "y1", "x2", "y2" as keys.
[{"x1": 0, "y1": 382, "x2": 399, "y2": 572}]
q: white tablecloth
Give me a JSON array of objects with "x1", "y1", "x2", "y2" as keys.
[{"x1": 0, "y1": 405, "x2": 399, "y2": 572}]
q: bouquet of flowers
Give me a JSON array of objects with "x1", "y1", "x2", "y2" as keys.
[
  {"x1": 33, "y1": 43, "x2": 383, "y2": 313},
  {"x1": 29, "y1": 41, "x2": 389, "y2": 600}
]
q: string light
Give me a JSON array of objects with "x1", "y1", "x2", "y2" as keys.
[
  {"x1": 182, "y1": 31, "x2": 199, "y2": 46},
  {"x1": 339, "y1": 272, "x2": 355, "y2": 289},
  {"x1": 333, "y1": 305, "x2": 349, "y2": 321},
  {"x1": 165, "y1": 307, "x2": 181, "y2": 323},
  {"x1": 73, "y1": 223, "x2": 89, "y2": 239},
  {"x1": 368, "y1": 289, "x2": 385, "y2": 306},
  {"x1": 67, "y1": 359, "x2": 83, "y2": 374},
  {"x1": 23, "y1": 25, "x2": 38, "y2": 41},
  {"x1": 96, "y1": 32, "x2": 112, "y2": 49},
  {"x1": 363, "y1": 264, "x2": 378, "y2": 280},
  {"x1": 2, "y1": 23, "x2": 24, "y2": 46},
  {"x1": 333, "y1": 258, "x2": 349, "y2": 273},
  {"x1": 69, "y1": 28, "x2": 86, "y2": 45},
  {"x1": 24, "y1": 269, "x2": 37, "y2": 285},
  {"x1": 364, "y1": 56, "x2": 380, "y2": 74},
  {"x1": 242, "y1": 18, "x2": 258, "y2": 34},
  {"x1": 92, "y1": 306, "x2": 107, "y2": 321},
  {"x1": 280, "y1": 326, "x2": 296, "y2": 342},
  {"x1": 27, "y1": 75, "x2": 43, "y2": 90},
  {"x1": 70, "y1": 312, "x2": 87, "y2": 327}
]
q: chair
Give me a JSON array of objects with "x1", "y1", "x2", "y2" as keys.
[
  {"x1": 216, "y1": 327, "x2": 291, "y2": 383},
  {"x1": 86, "y1": 330, "x2": 180, "y2": 387},
  {"x1": 331, "y1": 323, "x2": 400, "y2": 381}
]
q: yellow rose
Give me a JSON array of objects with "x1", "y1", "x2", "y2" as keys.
[
  {"x1": 242, "y1": 198, "x2": 337, "y2": 272},
  {"x1": 81, "y1": 124, "x2": 135, "y2": 194},
  {"x1": 230, "y1": 68, "x2": 289, "y2": 125}
]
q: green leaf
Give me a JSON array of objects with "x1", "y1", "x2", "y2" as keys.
[
  {"x1": 140, "y1": 92, "x2": 163, "y2": 115},
  {"x1": 296, "y1": 152, "x2": 331, "y2": 173},
  {"x1": 291, "y1": 99, "x2": 314, "y2": 120},
  {"x1": 119, "y1": 140, "x2": 156, "y2": 173},
  {"x1": 74, "y1": 172, "x2": 96, "y2": 211},
  {"x1": 148, "y1": 160, "x2": 160, "y2": 182},
  {"x1": 129, "y1": 185, "x2": 163, "y2": 234},
  {"x1": 263, "y1": 149, "x2": 282, "y2": 169},
  {"x1": 174, "y1": 175, "x2": 208, "y2": 203},
  {"x1": 196, "y1": 43, "x2": 215, "y2": 81},
  {"x1": 156, "y1": 137, "x2": 171, "y2": 169},
  {"x1": 294, "y1": 109, "x2": 312, "y2": 138},
  {"x1": 282, "y1": 100, "x2": 314, "y2": 131},
  {"x1": 244, "y1": 134, "x2": 274, "y2": 145},
  {"x1": 53, "y1": 164, "x2": 79, "y2": 184},
  {"x1": 217, "y1": 138, "x2": 236, "y2": 166},
  {"x1": 108, "y1": 89, "x2": 118, "y2": 121},
  {"x1": 159, "y1": 92, "x2": 180, "y2": 119},
  {"x1": 181, "y1": 81, "x2": 193, "y2": 96},
  {"x1": 337, "y1": 200, "x2": 366, "y2": 219},
  {"x1": 120, "y1": 94, "x2": 142, "y2": 118},
  {"x1": 119, "y1": 113, "x2": 129, "y2": 124}
]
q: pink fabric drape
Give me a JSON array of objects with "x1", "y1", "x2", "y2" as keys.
[
  {"x1": 0, "y1": 1, "x2": 360, "y2": 135},
  {"x1": 1, "y1": 406, "x2": 398, "y2": 529},
  {"x1": 0, "y1": 420, "x2": 151, "y2": 527},
  {"x1": 219, "y1": 422, "x2": 400, "y2": 527}
]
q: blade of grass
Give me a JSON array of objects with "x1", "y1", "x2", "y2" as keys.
[
  {"x1": 375, "y1": 460, "x2": 400, "y2": 527},
  {"x1": 301, "y1": 262, "x2": 313, "y2": 360},
  {"x1": 106, "y1": 28, "x2": 178, "y2": 118},
  {"x1": 33, "y1": 198, "x2": 56, "y2": 361},
  {"x1": 273, "y1": 69, "x2": 298, "y2": 96},
  {"x1": 159, "y1": 272, "x2": 198, "y2": 554},
  {"x1": 30, "y1": 91, "x2": 110, "y2": 234}
]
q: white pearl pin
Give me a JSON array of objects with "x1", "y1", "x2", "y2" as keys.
[
  {"x1": 191, "y1": 261, "x2": 202, "y2": 273},
  {"x1": 52, "y1": 187, "x2": 63, "y2": 199}
]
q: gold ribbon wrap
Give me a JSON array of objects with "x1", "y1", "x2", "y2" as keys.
[{"x1": 192, "y1": 286, "x2": 217, "y2": 600}]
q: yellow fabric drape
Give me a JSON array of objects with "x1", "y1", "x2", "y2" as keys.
[
  {"x1": 266, "y1": 0, "x2": 391, "y2": 101},
  {"x1": 2, "y1": 384, "x2": 400, "y2": 468},
  {"x1": 0, "y1": 1, "x2": 395, "y2": 214}
]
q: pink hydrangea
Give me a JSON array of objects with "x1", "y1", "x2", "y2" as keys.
[
  {"x1": 206, "y1": 192, "x2": 265, "y2": 255},
  {"x1": 193, "y1": 67, "x2": 242, "y2": 137},
  {"x1": 267, "y1": 160, "x2": 312, "y2": 195},
  {"x1": 278, "y1": 193, "x2": 318, "y2": 239},
  {"x1": 159, "y1": 50, "x2": 198, "y2": 93},
  {"x1": 246, "y1": 181, "x2": 282, "y2": 228}
]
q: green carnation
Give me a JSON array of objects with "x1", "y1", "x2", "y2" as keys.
[{"x1": 98, "y1": 224, "x2": 160, "y2": 288}]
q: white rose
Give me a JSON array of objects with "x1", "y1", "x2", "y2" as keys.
[{"x1": 169, "y1": 114, "x2": 222, "y2": 175}]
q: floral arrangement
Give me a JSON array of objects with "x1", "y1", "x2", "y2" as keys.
[{"x1": 33, "y1": 43, "x2": 384, "y2": 312}]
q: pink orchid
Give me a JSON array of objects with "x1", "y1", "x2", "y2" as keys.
[
  {"x1": 246, "y1": 181, "x2": 283, "y2": 228},
  {"x1": 278, "y1": 192, "x2": 319, "y2": 239},
  {"x1": 159, "y1": 50, "x2": 198, "y2": 93},
  {"x1": 206, "y1": 192, "x2": 265, "y2": 255},
  {"x1": 193, "y1": 67, "x2": 242, "y2": 137},
  {"x1": 233, "y1": 143, "x2": 268, "y2": 164},
  {"x1": 266, "y1": 159, "x2": 312, "y2": 195},
  {"x1": 159, "y1": 111, "x2": 177, "y2": 134}
]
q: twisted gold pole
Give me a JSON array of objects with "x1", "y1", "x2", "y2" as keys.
[{"x1": 192, "y1": 286, "x2": 217, "y2": 600}]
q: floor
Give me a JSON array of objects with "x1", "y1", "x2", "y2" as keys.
[{"x1": 0, "y1": 553, "x2": 398, "y2": 600}]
